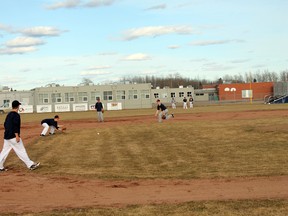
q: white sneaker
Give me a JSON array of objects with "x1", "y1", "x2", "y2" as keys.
[
  {"x1": 0, "y1": 168, "x2": 8, "y2": 172},
  {"x1": 30, "y1": 162, "x2": 40, "y2": 170}
]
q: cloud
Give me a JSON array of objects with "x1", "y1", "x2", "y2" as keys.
[
  {"x1": 5, "y1": 37, "x2": 45, "y2": 47},
  {"x1": 201, "y1": 62, "x2": 234, "y2": 71},
  {"x1": 144, "y1": 4, "x2": 167, "y2": 11},
  {"x1": 85, "y1": 0, "x2": 116, "y2": 7},
  {"x1": 168, "y1": 45, "x2": 180, "y2": 49},
  {"x1": 98, "y1": 52, "x2": 117, "y2": 56},
  {"x1": 177, "y1": 2, "x2": 195, "y2": 8},
  {"x1": 252, "y1": 64, "x2": 266, "y2": 68},
  {"x1": 0, "y1": 23, "x2": 65, "y2": 37},
  {"x1": 45, "y1": 0, "x2": 116, "y2": 10},
  {"x1": 122, "y1": 53, "x2": 151, "y2": 61},
  {"x1": 0, "y1": 46, "x2": 37, "y2": 55},
  {"x1": 20, "y1": 26, "x2": 64, "y2": 37},
  {"x1": 190, "y1": 40, "x2": 231, "y2": 46},
  {"x1": 80, "y1": 71, "x2": 111, "y2": 76},
  {"x1": 190, "y1": 58, "x2": 208, "y2": 62},
  {"x1": 45, "y1": 0, "x2": 81, "y2": 10},
  {"x1": 0, "y1": 76, "x2": 23, "y2": 85},
  {"x1": 229, "y1": 59, "x2": 250, "y2": 64},
  {"x1": 190, "y1": 39, "x2": 245, "y2": 46},
  {"x1": 0, "y1": 23, "x2": 14, "y2": 33},
  {"x1": 122, "y1": 25, "x2": 195, "y2": 41},
  {"x1": 138, "y1": 70, "x2": 159, "y2": 76},
  {"x1": 20, "y1": 68, "x2": 33, "y2": 73},
  {"x1": 86, "y1": 65, "x2": 111, "y2": 70},
  {"x1": 0, "y1": 25, "x2": 62, "y2": 55}
]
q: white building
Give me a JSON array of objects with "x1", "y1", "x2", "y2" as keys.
[{"x1": 0, "y1": 83, "x2": 195, "y2": 113}]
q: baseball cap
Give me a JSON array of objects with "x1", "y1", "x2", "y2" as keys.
[{"x1": 12, "y1": 100, "x2": 21, "y2": 108}]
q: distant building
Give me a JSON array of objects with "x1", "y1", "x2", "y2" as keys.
[
  {"x1": 218, "y1": 82, "x2": 273, "y2": 101},
  {"x1": 1, "y1": 81, "x2": 279, "y2": 113},
  {"x1": 0, "y1": 83, "x2": 195, "y2": 113},
  {"x1": 151, "y1": 85, "x2": 194, "y2": 105}
]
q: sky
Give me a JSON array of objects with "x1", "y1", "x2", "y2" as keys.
[{"x1": 0, "y1": 0, "x2": 288, "y2": 90}]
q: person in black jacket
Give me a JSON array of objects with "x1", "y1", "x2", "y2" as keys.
[
  {"x1": 95, "y1": 98, "x2": 104, "y2": 122},
  {"x1": 155, "y1": 99, "x2": 174, "y2": 123},
  {"x1": 0, "y1": 100, "x2": 40, "y2": 172},
  {"x1": 40, "y1": 115, "x2": 60, "y2": 136},
  {"x1": 183, "y1": 97, "x2": 188, "y2": 109}
]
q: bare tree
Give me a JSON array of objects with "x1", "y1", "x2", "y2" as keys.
[
  {"x1": 279, "y1": 70, "x2": 288, "y2": 81},
  {"x1": 79, "y1": 78, "x2": 94, "y2": 86}
]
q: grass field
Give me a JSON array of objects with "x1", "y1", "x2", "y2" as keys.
[
  {"x1": 4, "y1": 200, "x2": 283, "y2": 216},
  {"x1": 1, "y1": 103, "x2": 288, "y2": 215}
]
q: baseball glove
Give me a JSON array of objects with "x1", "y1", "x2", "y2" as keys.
[
  {"x1": 60, "y1": 126, "x2": 67, "y2": 132},
  {"x1": 102, "y1": 110, "x2": 104, "y2": 113},
  {"x1": 162, "y1": 115, "x2": 166, "y2": 120}
]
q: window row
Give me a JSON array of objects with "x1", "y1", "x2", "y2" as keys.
[
  {"x1": 154, "y1": 92, "x2": 193, "y2": 99},
  {"x1": 38, "y1": 90, "x2": 150, "y2": 103}
]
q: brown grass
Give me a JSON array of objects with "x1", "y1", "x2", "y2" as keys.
[
  {"x1": 11, "y1": 200, "x2": 288, "y2": 216},
  {"x1": 2, "y1": 103, "x2": 288, "y2": 215},
  {"x1": 16, "y1": 104, "x2": 288, "y2": 179}
]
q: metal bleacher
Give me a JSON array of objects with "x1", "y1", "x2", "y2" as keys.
[{"x1": 265, "y1": 94, "x2": 288, "y2": 104}]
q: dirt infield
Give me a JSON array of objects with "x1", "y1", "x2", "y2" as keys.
[
  {"x1": 1, "y1": 173, "x2": 288, "y2": 214},
  {"x1": 1, "y1": 109, "x2": 288, "y2": 214}
]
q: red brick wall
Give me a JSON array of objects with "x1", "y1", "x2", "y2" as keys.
[{"x1": 218, "y1": 82, "x2": 273, "y2": 101}]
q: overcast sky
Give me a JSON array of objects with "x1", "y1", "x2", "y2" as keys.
[{"x1": 0, "y1": 0, "x2": 287, "y2": 90}]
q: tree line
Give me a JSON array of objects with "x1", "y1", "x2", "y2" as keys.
[{"x1": 119, "y1": 70, "x2": 288, "y2": 89}]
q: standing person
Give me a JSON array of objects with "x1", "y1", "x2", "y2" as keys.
[
  {"x1": 0, "y1": 100, "x2": 40, "y2": 172},
  {"x1": 189, "y1": 96, "x2": 194, "y2": 108},
  {"x1": 95, "y1": 98, "x2": 104, "y2": 122},
  {"x1": 183, "y1": 97, "x2": 188, "y2": 109},
  {"x1": 171, "y1": 97, "x2": 177, "y2": 109},
  {"x1": 155, "y1": 99, "x2": 174, "y2": 123},
  {"x1": 40, "y1": 115, "x2": 60, "y2": 136}
]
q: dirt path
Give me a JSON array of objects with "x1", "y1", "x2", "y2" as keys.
[
  {"x1": 1, "y1": 172, "x2": 288, "y2": 214},
  {"x1": 1, "y1": 110, "x2": 288, "y2": 214}
]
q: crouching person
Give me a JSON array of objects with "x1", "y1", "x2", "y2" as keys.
[
  {"x1": 40, "y1": 115, "x2": 60, "y2": 136},
  {"x1": 155, "y1": 99, "x2": 174, "y2": 123}
]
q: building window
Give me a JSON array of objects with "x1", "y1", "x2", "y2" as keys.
[
  {"x1": 52, "y1": 93, "x2": 62, "y2": 103},
  {"x1": 103, "y1": 91, "x2": 113, "y2": 101},
  {"x1": 39, "y1": 94, "x2": 49, "y2": 104},
  {"x1": 65, "y1": 93, "x2": 75, "y2": 102},
  {"x1": 154, "y1": 93, "x2": 159, "y2": 98},
  {"x1": 242, "y1": 90, "x2": 253, "y2": 98},
  {"x1": 162, "y1": 93, "x2": 168, "y2": 98},
  {"x1": 91, "y1": 91, "x2": 101, "y2": 101},
  {"x1": 187, "y1": 92, "x2": 192, "y2": 97},
  {"x1": 116, "y1": 90, "x2": 125, "y2": 100},
  {"x1": 78, "y1": 92, "x2": 88, "y2": 102},
  {"x1": 196, "y1": 93, "x2": 204, "y2": 96},
  {"x1": 141, "y1": 90, "x2": 150, "y2": 99},
  {"x1": 128, "y1": 90, "x2": 138, "y2": 99},
  {"x1": 179, "y1": 92, "x2": 184, "y2": 97},
  {"x1": 171, "y1": 92, "x2": 176, "y2": 98},
  {"x1": 2, "y1": 100, "x2": 10, "y2": 107}
]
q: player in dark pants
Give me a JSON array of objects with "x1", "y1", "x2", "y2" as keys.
[
  {"x1": 0, "y1": 100, "x2": 40, "y2": 172},
  {"x1": 155, "y1": 99, "x2": 174, "y2": 123}
]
